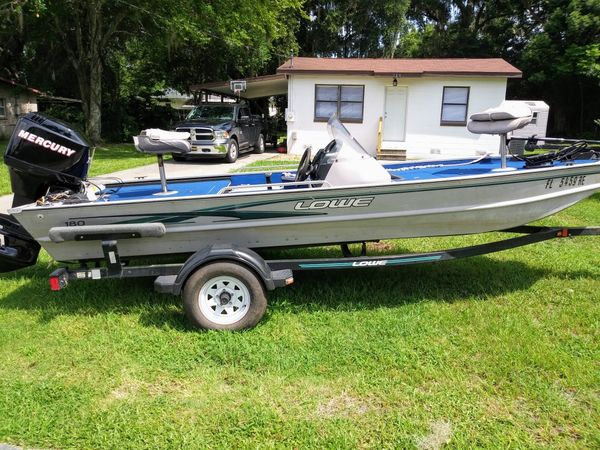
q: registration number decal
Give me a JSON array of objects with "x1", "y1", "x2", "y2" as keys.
[{"x1": 544, "y1": 176, "x2": 586, "y2": 190}]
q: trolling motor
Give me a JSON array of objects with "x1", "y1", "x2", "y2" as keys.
[
  {"x1": 0, "y1": 112, "x2": 91, "y2": 272},
  {"x1": 510, "y1": 137, "x2": 600, "y2": 168}
]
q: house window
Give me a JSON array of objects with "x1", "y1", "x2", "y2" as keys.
[
  {"x1": 0, "y1": 99, "x2": 5, "y2": 118},
  {"x1": 440, "y1": 87, "x2": 470, "y2": 125},
  {"x1": 314, "y1": 85, "x2": 364, "y2": 123}
]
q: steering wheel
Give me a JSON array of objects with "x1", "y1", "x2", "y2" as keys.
[{"x1": 295, "y1": 148, "x2": 312, "y2": 182}]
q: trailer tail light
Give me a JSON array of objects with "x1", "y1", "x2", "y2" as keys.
[
  {"x1": 49, "y1": 268, "x2": 68, "y2": 291},
  {"x1": 49, "y1": 276, "x2": 61, "y2": 291}
]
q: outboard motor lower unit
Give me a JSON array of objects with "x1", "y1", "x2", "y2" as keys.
[{"x1": 1, "y1": 112, "x2": 91, "y2": 272}]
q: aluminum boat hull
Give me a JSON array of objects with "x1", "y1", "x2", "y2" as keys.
[{"x1": 9, "y1": 158, "x2": 600, "y2": 262}]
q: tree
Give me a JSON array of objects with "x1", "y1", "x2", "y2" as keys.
[
  {"x1": 297, "y1": 0, "x2": 411, "y2": 57},
  {"x1": 517, "y1": 0, "x2": 600, "y2": 134},
  {"x1": 5, "y1": 0, "x2": 303, "y2": 142},
  {"x1": 407, "y1": 0, "x2": 534, "y2": 59}
]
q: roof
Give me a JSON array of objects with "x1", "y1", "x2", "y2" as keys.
[
  {"x1": 0, "y1": 77, "x2": 44, "y2": 95},
  {"x1": 0, "y1": 77, "x2": 81, "y2": 103},
  {"x1": 190, "y1": 74, "x2": 287, "y2": 99},
  {"x1": 277, "y1": 57, "x2": 522, "y2": 78}
]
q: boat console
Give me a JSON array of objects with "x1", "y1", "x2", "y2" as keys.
[{"x1": 296, "y1": 116, "x2": 392, "y2": 187}]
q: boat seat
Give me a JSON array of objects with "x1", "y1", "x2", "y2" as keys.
[
  {"x1": 134, "y1": 129, "x2": 191, "y2": 155},
  {"x1": 132, "y1": 129, "x2": 192, "y2": 195},
  {"x1": 467, "y1": 102, "x2": 532, "y2": 135}
]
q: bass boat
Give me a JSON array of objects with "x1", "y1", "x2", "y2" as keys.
[{"x1": 1, "y1": 106, "x2": 600, "y2": 272}]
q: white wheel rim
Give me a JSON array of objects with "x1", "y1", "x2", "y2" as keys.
[
  {"x1": 198, "y1": 275, "x2": 251, "y2": 325},
  {"x1": 230, "y1": 144, "x2": 237, "y2": 158}
]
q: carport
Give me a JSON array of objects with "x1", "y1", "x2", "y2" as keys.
[
  {"x1": 189, "y1": 73, "x2": 287, "y2": 101},
  {"x1": 189, "y1": 74, "x2": 288, "y2": 146}
]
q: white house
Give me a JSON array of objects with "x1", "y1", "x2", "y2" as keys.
[{"x1": 276, "y1": 57, "x2": 522, "y2": 158}]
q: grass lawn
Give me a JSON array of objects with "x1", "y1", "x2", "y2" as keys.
[
  {"x1": 87, "y1": 143, "x2": 155, "y2": 178},
  {"x1": 0, "y1": 160, "x2": 599, "y2": 447},
  {"x1": 0, "y1": 140, "x2": 154, "y2": 196},
  {"x1": 0, "y1": 139, "x2": 11, "y2": 195},
  {"x1": 233, "y1": 154, "x2": 300, "y2": 172}
]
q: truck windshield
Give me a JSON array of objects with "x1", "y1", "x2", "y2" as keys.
[{"x1": 186, "y1": 106, "x2": 234, "y2": 121}]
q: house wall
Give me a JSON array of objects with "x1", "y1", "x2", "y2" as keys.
[
  {"x1": 0, "y1": 85, "x2": 38, "y2": 139},
  {"x1": 285, "y1": 74, "x2": 508, "y2": 158}
]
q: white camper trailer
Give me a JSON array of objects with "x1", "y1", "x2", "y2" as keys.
[{"x1": 505, "y1": 100, "x2": 550, "y2": 140}]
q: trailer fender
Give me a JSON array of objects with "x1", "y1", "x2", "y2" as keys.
[{"x1": 155, "y1": 244, "x2": 293, "y2": 295}]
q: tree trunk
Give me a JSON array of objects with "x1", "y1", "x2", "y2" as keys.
[{"x1": 87, "y1": 57, "x2": 102, "y2": 143}]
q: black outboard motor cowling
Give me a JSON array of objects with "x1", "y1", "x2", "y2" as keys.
[
  {"x1": 0, "y1": 113, "x2": 90, "y2": 272},
  {"x1": 4, "y1": 112, "x2": 91, "y2": 207}
]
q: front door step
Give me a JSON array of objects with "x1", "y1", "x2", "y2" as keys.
[{"x1": 377, "y1": 149, "x2": 407, "y2": 161}]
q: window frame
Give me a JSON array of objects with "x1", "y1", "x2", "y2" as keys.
[
  {"x1": 531, "y1": 112, "x2": 538, "y2": 125},
  {"x1": 0, "y1": 98, "x2": 5, "y2": 119},
  {"x1": 314, "y1": 84, "x2": 365, "y2": 123},
  {"x1": 440, "y1": 86, "x2": 470, "y2": 126}
]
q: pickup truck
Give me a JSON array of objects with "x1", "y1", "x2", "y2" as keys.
[{"x1": 174, "y1": 103, "x2": 265, "y2": 163}]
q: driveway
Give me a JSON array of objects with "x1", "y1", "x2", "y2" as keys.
[
  {"x1": 0, "y1": 152, "x2": 277, "y2": 213},
  {"x1": 96, "y1": 151, "x2": 276, "y2": 181}
]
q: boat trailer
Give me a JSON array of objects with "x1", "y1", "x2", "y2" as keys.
[{"x1": 47, "y1": 225, "x2": 600, "y2": 330}]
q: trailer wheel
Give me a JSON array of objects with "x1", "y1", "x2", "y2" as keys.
[{"x1": 183, "y1": 262, "x2": 267, "y2": 330}]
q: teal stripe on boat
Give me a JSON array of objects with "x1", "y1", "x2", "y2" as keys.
[{"x1": 298, "y1": 254, "x2": 442, "y2": 269}]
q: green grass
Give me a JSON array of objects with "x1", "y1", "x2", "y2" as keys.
[
  {"x1": 0, "y1": 169, "x2": 599, "y2": 447},
  {"x1": 0, "y1": 140, "x2": 154, "y2": 196},
  {"x1": 234, "y1": 155, "x2": 300, "y2": 172},
  {"x1": 0, "y1": 139, "x2": 10, "y2": 195},
  {"x1": 87, "y1": 143, "x2": 155, "y2": 178}
]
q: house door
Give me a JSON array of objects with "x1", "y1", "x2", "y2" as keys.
[{"x1": 383, "y1": 86, "x2": 407, "y2": 141}]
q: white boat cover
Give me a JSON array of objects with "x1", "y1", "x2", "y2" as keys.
[
  {"x1": 134, "y1": 129, "x2": 191, "y2": 155},
  {"x1": 143, "y1": 128, "x2": 191, "y2": 140}
]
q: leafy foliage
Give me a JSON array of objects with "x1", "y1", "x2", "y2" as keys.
[
  {"x1": 2, "y1": 0, "x2": 599, "y2": 139},
  {"x1": 298, "y1": 0, "x2": 411, "y2": 57}
]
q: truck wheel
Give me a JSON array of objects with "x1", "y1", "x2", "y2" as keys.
[
  {"x1": 183, "y1": 262, "x2": 267, "y2": 331},
  {"x1": 172, "y1": 153, "x2": 187, "y2": 162},
  {"x1": 255, "y1": 134, "x2": 265, "y2": 154},
  {"x1": 225, "y1": 139, "x2": 239, "y2": 163}
]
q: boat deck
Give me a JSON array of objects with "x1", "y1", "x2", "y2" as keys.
[
  {"x1": 100, "y1": 179, "x2": 232, "y2": 201},
  {"x1": 95, "y1": 156, "x2": 597, "y2": 203}
]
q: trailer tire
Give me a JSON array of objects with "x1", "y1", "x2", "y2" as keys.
[{"x1": 182, "y1": 262, "x2": 267, "y2": 330}]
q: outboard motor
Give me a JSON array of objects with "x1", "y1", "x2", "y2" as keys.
[{"x1": 1, "y1": 112, "x2": 91, "y2": 272}]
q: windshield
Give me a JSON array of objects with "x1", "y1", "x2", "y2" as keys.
[
  {"x1": 186, "y1": 105, "x2": 235, "y2": 121},
  {"x1": 327, "y1": 115, "x2": 371, "y2": 158}
]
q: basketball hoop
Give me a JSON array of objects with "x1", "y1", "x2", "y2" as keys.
[{"x1": 230, "y1": 80, "x2": 247, "y2": 97}]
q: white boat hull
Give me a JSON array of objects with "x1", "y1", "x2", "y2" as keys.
[{"x1": 11, "y1": 161, "x2": 600, "y2": 262}]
